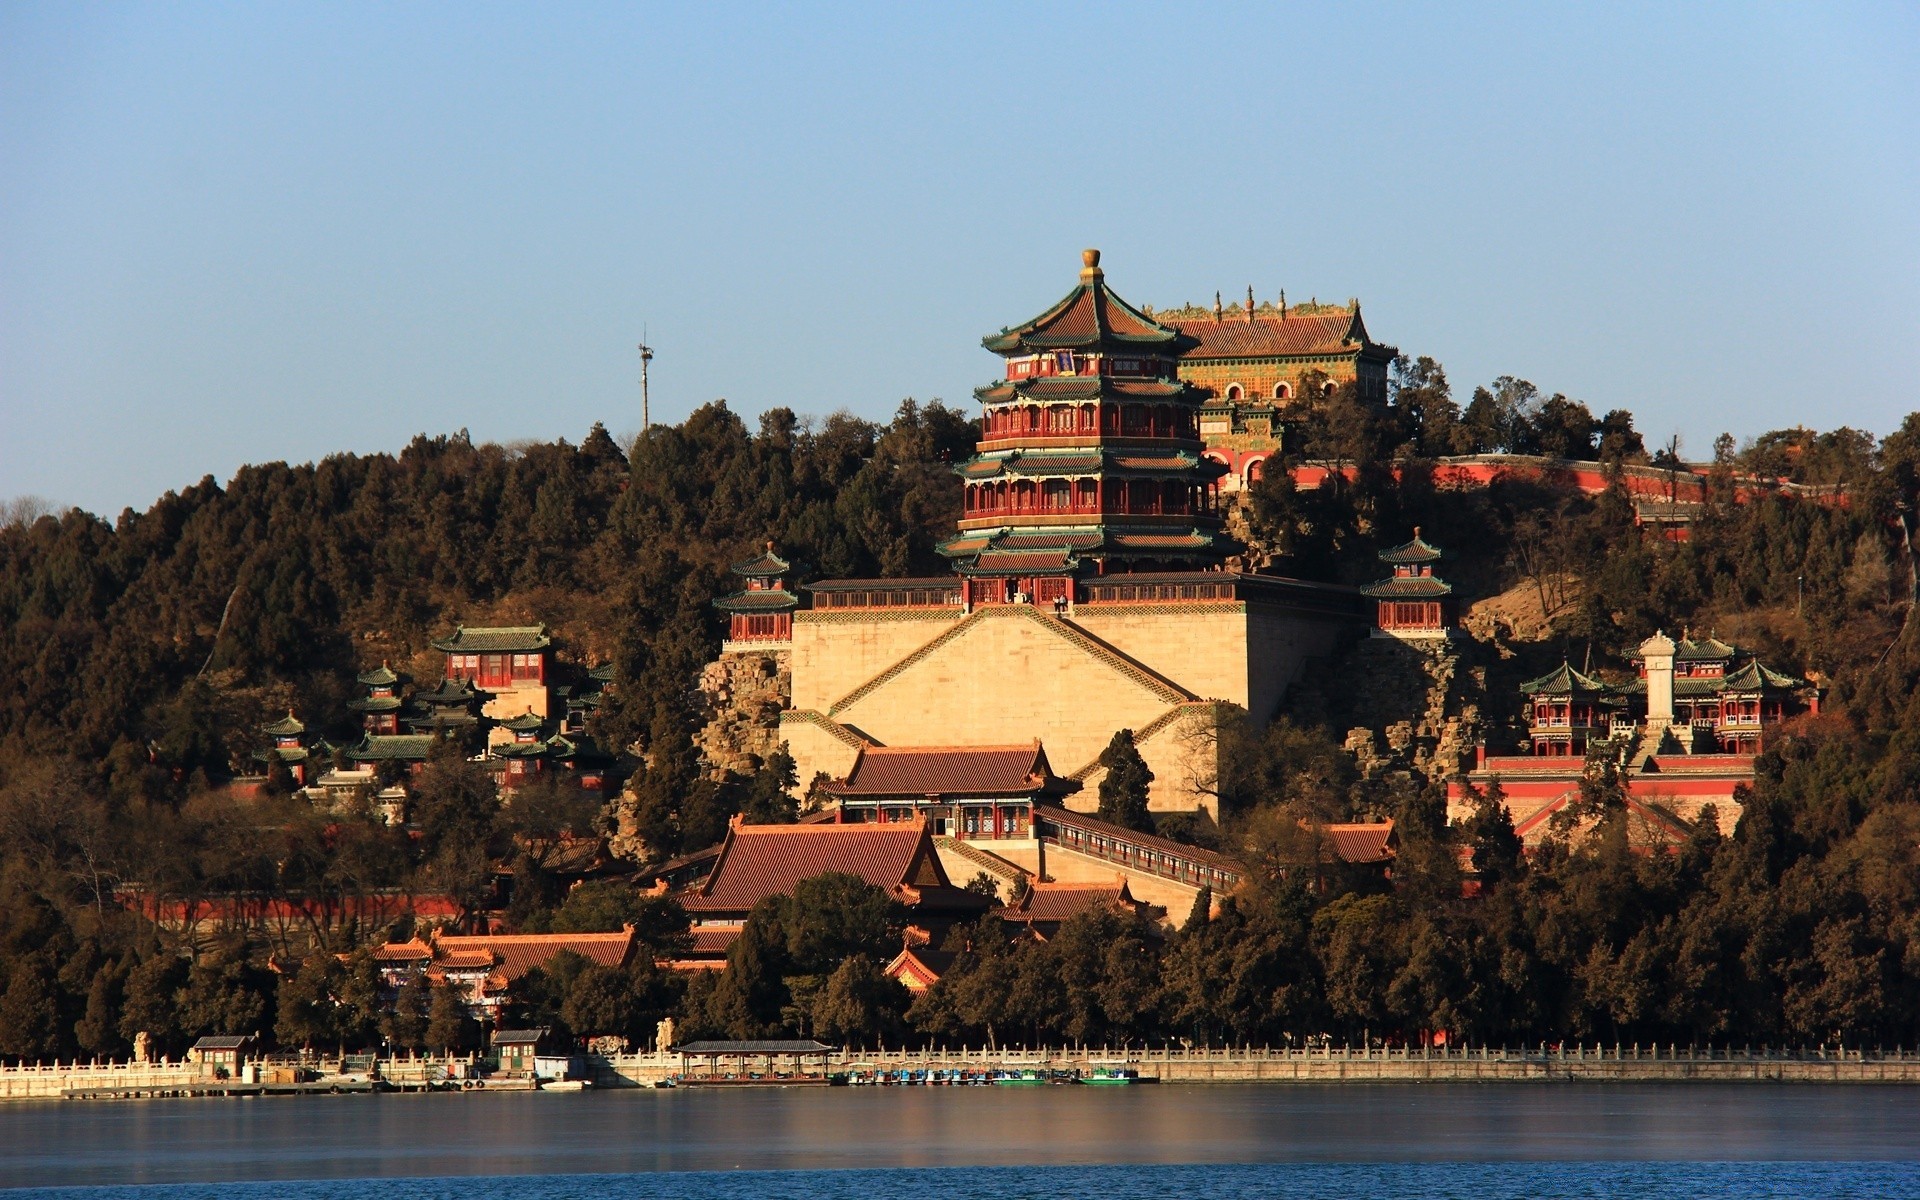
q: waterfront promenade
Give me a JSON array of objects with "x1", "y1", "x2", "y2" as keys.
[{"x1": 8, "y1": 1043, "x2": 1920, "y2": 1099}]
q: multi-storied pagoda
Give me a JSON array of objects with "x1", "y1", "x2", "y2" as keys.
[
  {"x1": 347, "y1": 664, "x2": 405, "y2": 734},
  {"x1": 1361, "y1": 529, "x2": 1456, "y2": 638},
  {"x1": 252, "y1": 711, "x2": 328, "y2": 786},
  {"x1": 714, "y1": 545, "x2": 799, "y2": 650},
  {"x1": 938, "y1": 249, "x2": 1235, "y2": 607}
]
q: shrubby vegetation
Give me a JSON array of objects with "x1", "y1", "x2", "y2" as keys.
[{"x1": 0, "y1": 367, "x2": 1917, "y2": 1059}]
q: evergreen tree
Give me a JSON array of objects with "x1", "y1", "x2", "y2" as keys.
[
  {"x1": 0, "y1": 956, "x2": 61, "y2": 1062},
  {"x1": 1096, "y1": 729, "x2": 1154, "y2": 832},
  {"x1": 425, "y1": 983, "x2": 475, "y2": 1053},
  {"x1": 383, "y1": 972, "x2": 431, "y2": 1051}
]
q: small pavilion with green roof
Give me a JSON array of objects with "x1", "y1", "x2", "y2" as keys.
[
  {"x1": 1518, "y1": 661, "x2": 1625, "y2": 757},
  {"x1": 1360, "y1": 528, "x2": 1455, "y2": 638},
  {"x1": 348, "y1": 663, "x2": 406, "y2": 734},
  {"x1": 715, "y1": 544, "x2": 798, "y2": 649}
]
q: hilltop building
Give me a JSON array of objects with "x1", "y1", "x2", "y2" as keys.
[
  {"x1": 1154, "y1": 290, "x2": 1395, "y2": 493},
  {"x1": 348, "y1": 665, "x2": 405, "y2": 734},
  {"x1": 756, "y1": 252, "x2": 1362, "y2": 818},
  {"x1": 716, "y1": 546, "x2": 799, "y2": 652}
]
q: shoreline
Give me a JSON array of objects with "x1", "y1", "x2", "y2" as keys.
[{"x1": 9, "y1": 1045, "x2": 1920, "y2": 1101}]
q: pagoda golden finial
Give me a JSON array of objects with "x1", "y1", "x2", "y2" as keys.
[{"x1": 1080, "y1": 248, "x2": 1103, "y2": 281}]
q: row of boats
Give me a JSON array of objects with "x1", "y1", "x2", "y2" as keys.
[
  {"x1": 663, "y1": 1065, "x2": 1141, "y2": 1087},
  {"x1": 840, "y1": 1066, "x2": 1139, "y2": 1086}
]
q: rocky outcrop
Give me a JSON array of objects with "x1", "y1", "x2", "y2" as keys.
[
  {"x1": 1330, "y1": 636, "x2": 1485, "y2": 782},
  {"x1": 693, "y1": 650, "x2": 790, "y2": 778}
]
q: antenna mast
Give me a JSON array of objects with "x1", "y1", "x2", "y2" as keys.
[{"x1": 638, "y1": 333, "x2": 654, "y2": 433}]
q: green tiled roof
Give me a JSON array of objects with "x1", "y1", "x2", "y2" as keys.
[
  {"x1": 731, "y1": 549, "x2": 791, "y2": 577},
  {"x1": 1518, "y1": 661, "x2": 1612, "y2": 696},
  {"x1": 1360, "y1": 575, "x2": 1453, "y2": 598},
  {"x1": 347, "y1": 734, "x2": 437, "y2": 762},
  {"x1": 501, "y1": 712, "x2": 546, "y2": 733},
  {"x1": 260, "y1": 713, "x2": 305, "y2": 736},
  {"x1": 348, "y1": 695, "x2": 404, "y2": 713},
  {"x1": 430, "y1": 625, "x2": 551, "y2": 653},
  {"x1": 982, "y1": 253, "x2": 1192, "y2": 356},
  {"x1": 714, "y1": 589, "x2": 800, "y2": 613},
  {"x1": 1377, "y1": 530, "x2": 1444, "y2": 564},
  {"x1": 253, "y1": 746, "x2": 310, "y2": 763},
  {"x1": 356, "y1": 665, "x2": 399, "y2": 687}
]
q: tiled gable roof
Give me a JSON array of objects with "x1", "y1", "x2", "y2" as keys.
[
  {"x1": 431, "y1": 625, "x2": 551, "y2": 653},
  {"x1": 1008, "y1": 880, "x2": 1137, "y2": 924},
  {"x1": 1170, "y1": 309, "x2": 1369, "y2": 359},
  {"x1": 1320, "y1": 821, "x2": 1398, "y2": 864},
  {"x1": 684, "y1": 820, "x2": 952, "y2": 913},
  {"x1": 430, "y1": 929, "x2": 634, "y2": 983},
  {"x1": 825, "y1": 742, "x2": 1076, "y2": 798}
]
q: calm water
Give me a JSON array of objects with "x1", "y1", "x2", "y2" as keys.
[{"x1": 4, "y1": 1084, "x2": 1918, "y2": 1196}]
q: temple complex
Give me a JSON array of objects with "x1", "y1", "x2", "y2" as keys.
[
  {"x1": 432, "y1": 625, "x2": 553, "y2": 741},
  {"x1": 757, "y1": 252, "x2": 1363, "y2": 817},
  {"x1": 1156, "y1": 291, "x2": 1396, "y2": 493},
  {"x1": 1454, "y1": 631, "x2": 1821, "y2": 845}
]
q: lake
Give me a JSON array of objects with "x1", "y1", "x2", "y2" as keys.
[{"x1": 5, "y1": 1084, "x2": 1918, "y2": 1196}]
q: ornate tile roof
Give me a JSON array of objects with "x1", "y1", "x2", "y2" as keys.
[
  {"x1": 715, "y1": 588, "x2": 800, "y2": 613},
  {"x1": 731, "y1": 546, "x2": 791, "y2": 577},
  {"x1": 982, "y1": 250, "x2": 1194, "y2": 356},
  {"x1": 1162, "y1": 306, "x2": 1383, "y2": 359},
  {"x1": 1719, "y1": 659, "x2": 1808, "y2": 691},
  {"x1": 430, "y1": 625, "x2": 551, "y2": 653},
  {"x1": 357, "y1": 665, "x2": 400, "y2": 687},
  {"x1": 1003, "y1": 880, "x2": 1140, "y2": 924},
  {"x1": 963, "y1": 549, "x2": 1079, "y2": 576},
  {"x1": 683, "y1": 819, "x2": 990, "y2": 918},
  {"x1": 429, "y1": 930, "x2": 634, "y2": 983},
  {"x1": 1377, "y1": 529, "x2": 1444, "y2": 564},
  {"x1": 1321, "y1": 821, "x2": 1398, "y2": 865},
  {"x1": 975, "y1": 377, "x2": 1196, "y2": 404},
  {"x1": 260, "y1": 712, "x2": 305, "y2": 737},
  {"x1": 346, "y1": 734, "x2": 437, "y2": 762},
  {"x1": 1360, "y1": 575, "x2": 1453, "y2": 598},
  {"x1": 1518, "y1": 661, "x2": 1613, "y2": 696},
  {"x1": 823, "y1": 742, "x2": 1078, "y2": 799}
]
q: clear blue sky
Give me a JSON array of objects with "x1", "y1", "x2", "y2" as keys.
[{"x1": 3, "y1": 2, "x2": 1916, "y2": 518}]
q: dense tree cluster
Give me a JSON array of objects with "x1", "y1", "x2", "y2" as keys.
[{"x1": 0, "y1": 370, "x2": 1916, "y2": 1060}]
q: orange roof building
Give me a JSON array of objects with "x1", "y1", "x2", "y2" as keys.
[
  {"x1": 368, "y1": 927, "x2": 636, "y2": 1019},
  {"x1": 821, "y1": 742, "x2": 1079, "y2": 842},
  {"x1": 671, "y1": 817, "x2": 992, "y2": 968}
]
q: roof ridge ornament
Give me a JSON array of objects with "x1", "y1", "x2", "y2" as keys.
[{"x1": 1079, "y1": 247, "x2": 1102, "y2": 281}]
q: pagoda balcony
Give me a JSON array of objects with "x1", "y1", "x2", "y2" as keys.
[
  {"x1": 957, "y1": 512, "x2": 1225, "y2": 533},
  {"x1": 976, "y1": 433, "x2": 1205, "y2": 453},
  {"x1": 961, "y1": 501, "x2": 1219, "y2": 520}
]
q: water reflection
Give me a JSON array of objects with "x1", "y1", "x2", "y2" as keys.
[{"x1": 4, "y1": 1084, "x2": 1917, "y2": 1188}]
